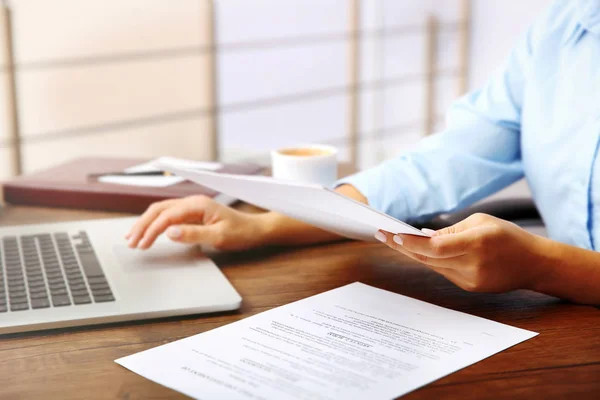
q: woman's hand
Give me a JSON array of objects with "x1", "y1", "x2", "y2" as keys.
[
  {"x1": 375, "y1": 213, "x2": 549, "y2": 293},
  {"x1": 126, "y1": 184, "x2": 366, "y2": 252},
  {"x1": 126, "y1": 195, "x2": 271, "y2": 251}
]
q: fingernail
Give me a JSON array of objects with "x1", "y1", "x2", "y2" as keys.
[
  {"x1": 374, "y1": 231, "x2": 387, "y2": 243},
  {"x1": 167, "y1": 226, "x2": 181, "y2": 239},
  {"x1": 128, "y1": 237, "x2": 137, "y2": 248},
  {"x1": 393, "y1": 235, "x2": 404, "y2": 245},
  {"x1": 421, "y1": 228, "x2": 438, "y2": 237},
  {"x1": 124, "y1": 232, "x2": 131, "y2": 240}
]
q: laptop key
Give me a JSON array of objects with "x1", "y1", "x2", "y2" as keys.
[
  {"x1": 49, "y1": 283, "x2": 67, "y2": 290},
  {"x1": 51, "y1": 295, "x2": 71, "y2": 307},
  {"x1": 10, "y1": 295, "x2": 28, "y2": 304},
  {"x1": 5, "y1": 270, "x2": 20, "y2": 277},
  {"x1": 29, "y1": 285, "x2": 46, "y2": 292},
  {"x1": 8, "y1": 284, "x2": 26, "y2": 292},
  {"x1": 73, "y1": 295, "x2": 92, "y2": 305},
  {"x1": 49, "y1": 282, "x2": 66, "y2": 289},
  {"x1": 8, "y1": 281, "x2": 24, "y2": 288},
  {"x1": 87, "y1": 276, "x2": 108, "y2": 286},
  {"x1": 66, "y1": 272, "x2": 83, "y2": 279},
  {"x1": 50, "y1": 288, "x2": 68, "y2": 295},
  {"x1": 9, "y1": 281, "x2": 26, "y2": 290},
  {"x1": 31, "y1": 291, "x2": 48, "y2": 299},
  {"x1": 89, "y1": 284, "x2": 110, "y2": 293},
  {"x1": 77, "y1": 252, "x2": 103, "y2": 278},
  {"x1": 69, "y1": 283, "x2": 87, "y2": 291},
  {"x1": 29, "y1": 281, "x2": 45, "y2": 289},
  {"x1": 0, "y1": 304, "x2": 7, "y2": 313},
  {"x1": 91, "y1": 288, "x2": 112, "y2": 297},
  {"x1": 68, "y1": 277, "x2": 85, "y2": 285},
  {"x1": 31, "y1": 298, "x2": 51, "y2": 309},
  {"x1": 93, "y1": 294, "x2": 115, "y2": 303},
  {"x1": 10, "y1": 303, "x2": 29, "y2": 311}
]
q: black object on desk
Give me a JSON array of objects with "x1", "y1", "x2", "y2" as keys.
[{"x1": 86, "y1": 171, "x2": 172, "y2": 181}]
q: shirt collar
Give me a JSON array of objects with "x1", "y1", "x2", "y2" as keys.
[{"x1": 576, "y1": 0, "x2": 600, "y2": 34}]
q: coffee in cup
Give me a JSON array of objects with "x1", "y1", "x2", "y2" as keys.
[
  {"x1": 271, "y1": 145, "x2": 338, "y2": 187},
  {"x1": 277, "y1": 148, "x2": 333, "y2": 157}
]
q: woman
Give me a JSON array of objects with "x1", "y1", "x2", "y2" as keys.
[{"x1": 126, "y1": 1, "x2": 600, "y2": 305}]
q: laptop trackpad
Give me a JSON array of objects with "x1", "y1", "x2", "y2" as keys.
[{"x1": 113, "y1": 242, "x2": 205, "y2": 272}]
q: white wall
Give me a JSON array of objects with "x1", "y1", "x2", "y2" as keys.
[
  {"x1": 357, "y1": 0, "x2": 462, "y2": 169},
  {"x1": 0, "y1": 0, "x2": 215, "y2": 180},
  {"x1": 216, "y1": 0, "x2": 465, "y2": 168},
  {"x1": 469, "y1": 0, "x2": 552, "y2": 89},
  {"x1": 216, "y1": 0, "x2": 349, "y2": 163},
  {"x1": 468, "y1": 0, "x2": 551, "y2": 200}
]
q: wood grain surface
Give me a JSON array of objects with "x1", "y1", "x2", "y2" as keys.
[{"x1": 0, "y1": 204, "x2": 599, "y2": 399}]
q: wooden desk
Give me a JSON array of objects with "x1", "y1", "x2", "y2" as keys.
[{"x1": 0, "y1": 204, "x2": 599, "y2": 399}]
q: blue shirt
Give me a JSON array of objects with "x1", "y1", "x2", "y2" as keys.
[{"x1": 338, "y1": 0, "x2": 600, "y2": 250}]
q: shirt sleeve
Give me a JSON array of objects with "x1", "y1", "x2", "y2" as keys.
[{"x1": 337, "y1": 23, "x2": 536, "y2": 224}]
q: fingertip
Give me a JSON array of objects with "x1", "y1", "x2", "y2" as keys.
[
  {"x1": 166, "y1": 226, "x2": 182, "y2": 240},
  {"x1": 127, "y1": 236, "x2": 137, "y2": 248},
  {"x1": 137, "y1": 238, "x2": 149, "y2": 249},
  {"x1": 421, "y1": 228, "x2": 438, "y2": 237},
  {"x1": 374, "y1": 230, "x2": 387, "y2": 243},
  {"x1": 393, "y1": 234, "x2": 404, "y2": 245}
]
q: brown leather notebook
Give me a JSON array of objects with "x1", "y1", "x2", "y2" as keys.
[{"x1": 2, "y1": 157, "x2": 264, "y2": 214}]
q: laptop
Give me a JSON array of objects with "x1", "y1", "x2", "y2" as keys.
[{"x1": 0, "y1": 217, "x2": 242, "y2": 335}]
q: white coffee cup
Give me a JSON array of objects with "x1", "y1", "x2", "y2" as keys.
[{"x1": 271, "y1": 144, "x2": 338, "y2": 187}]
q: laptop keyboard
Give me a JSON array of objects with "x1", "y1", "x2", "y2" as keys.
[{"x1": 0, "y1": 231, "x2": 115, "y2": 313}]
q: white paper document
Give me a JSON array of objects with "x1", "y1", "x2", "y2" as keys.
[
  {"x1": 116, "y1": 283, "x2": 537, "y2": 400},
  {"x1": 97, "y1": 175, "x2": 185, "y2": 188},
  {"x1": 155, "y1": 161, "x2": 428, "y2": 240},
  {"x1": 99, "y1": 157, "x2": 223, "y2": 188}
]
